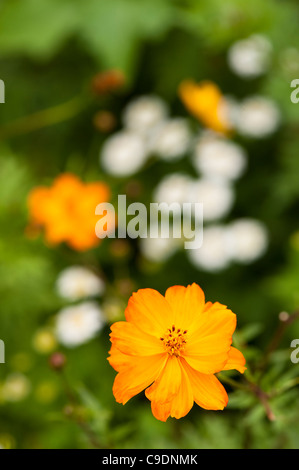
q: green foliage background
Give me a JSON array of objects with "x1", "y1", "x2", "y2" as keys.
[{"x1": 0, "y1": 0, "x2": 299, "y2": 449}]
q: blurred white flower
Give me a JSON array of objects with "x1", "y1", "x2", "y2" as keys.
[
  {"x1": 149, "y1": 118, "x2": 192, "y2": 161},
  {"x1": 153, "y1": 173, "x2": 194, "y2": 213},
  {"x1": 226, "y1": 218, "x2": 268, "y2": 263},
  {"x1": 55, "y1": 302, "x2": 105, "y2": 347},
  {"x1": 100, "y1": 131, "x2": 148, "y2": 176},
  {"x1": 190, "y1": 178, "x2": 235, "y2": 221},
  {"x1": 234, "y1": 96, "x2": 280, "y2": 138},
  {"x1": 56, "y1": 266, "x2": 105, "y2": 301},
  {"x1": 122, "y1": 95, "x2": 168, "y2": 134},
  {"x1": 140, "y1": 225, "x2": 182, "y2": 263},
  {"x1": 193, "y1": 133, "x2": 247, "y2": 182},
  {"x1": 1, "y1": 373, "x2": 31, "y2": 402},
  {"x1": 187, "y1": 225, "x2": 231, "y2": 272},
  {"x1": 218, "y1": 96, "x2": 239, "y2": 132},
  {"x1": 228, "y1": 34, "x2": 272, "y2": 78}
]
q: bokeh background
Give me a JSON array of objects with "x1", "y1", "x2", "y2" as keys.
[{"x1": 0, "y1": 0, "x2": 299, "y2": 449}]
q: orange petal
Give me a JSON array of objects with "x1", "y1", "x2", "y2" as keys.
[
  {"x1": 165, "y1": 283, "x2": 205, "y2": 333},
  {"x1": 145, "y1": 356, "x2": 181, "y2": 405},
  {"x1": 110, "y1": 321, "x2": 164, "y2": 357},
  {"x1": 203, "y1": 301, "x2": 213, "y2": 312},
  {"x1": 85, "y1": 181, "x2": 110, "y2": 203},
  {"x1": 181, "y1": 358, "x2": 228, "y2": 410},
  {"x1": 112, "y1": 353, "x2": 167, "y2": 404},
  {"x1": 222, "y1": 347, "x2": 246, "y2": 373},
  {"x1": 187, "y1": 306, "x2": 236, "y2": 343},
  {"x1": 147, "y1": 358, "x2": 194, "y2": 422},
  {"x1": 44, "y1": 218, "x2": 72, "y2": 245},
  {"x1": 203, "y1": 301, "x2": 229, "y2": 313},
  {"x1": 168, "y1": 360, "x2": 194, "y2": 419},
  {"x1": 67, "y1": 233, "x2": 100, "y2": 251},
  {"x1": 76, "y1": 183, "x2": 110, "y2": 220},
  {"x1": 107, "y1": 344, "x2": 131, "y2": 372},
  {"x1": 27, "y1": 186, "x2": 51, "y2": 224},
  {"x1": 184, "y1": 352, "x2": 229, "y2": 375},
  {"x1": 178, "y1": 80, "x2": 230, "y2": 134},
  {"x1": 151, "y1": 400, "x2": 171, "y2": 422},
  {"x1": 183, "y1": 308, "x2": 236, "y2": 374},
  {"x1": 125, "y1": 288, "x2": 174, "y2": 337},
  {"x1": 52, "y1": 173, "x2": 83, "y2": 196}
]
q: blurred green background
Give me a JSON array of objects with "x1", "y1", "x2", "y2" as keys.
[{"x1": 0, "y1": 0, "x2": 299, "y2": 449}]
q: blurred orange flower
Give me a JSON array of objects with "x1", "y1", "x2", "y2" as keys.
[
  {"x1": 108, "y1": 283, "x2": 246, "y2": 422},
  {"x1": 178, "y1": 80, "x2": 232, "y2": 134},
  {"x1": 27, "y1": 173, "x2": 113, "y2": 251},
  {"x1": 91, "y1": 69, "x2": 126, "y2": 95}
]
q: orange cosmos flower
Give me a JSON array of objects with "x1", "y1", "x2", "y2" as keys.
[
  {"x1": 27, "y1": 173, "x2": 113, "y2": 251},
  {"x1": 178, "y1": 79, "x2": 232, "y2": 134},
  {"x1": 108, "y1": 283, "x2": 246, "y2": 422}
]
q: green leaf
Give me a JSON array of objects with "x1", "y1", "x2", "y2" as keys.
[
  {"x1": 76, "y1": 385, "x2": 111, "y2": 437},
  {"x1": 234, "y1": 323, "x2": 264, "y2": 344},
  {"x1": 227, "y1": 390, "x2": 256, "y2": 410},
  {"x1": 78, "y1": 0, "x2": 175, "y2": 76},
  {"x1": 0, "y1": 0, "x2": 78, "y2": 60}
]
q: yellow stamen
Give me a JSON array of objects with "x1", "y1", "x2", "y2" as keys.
[{"x1": 160, "y1": 326, "x2": 187, "y2": 357}]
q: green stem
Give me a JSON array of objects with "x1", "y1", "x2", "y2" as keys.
[
  {"x1": 270, "y1": 377, "x2": 299, "y2": 397},
  {"x1": 55, "y1": 368, "x2": 103, "y2": 449},
  {"x1": 218, "y1": 372, "x2": 276, "y2": 420},
  {"x1": 256, "y1": 310, "x2": 299, "y2": 376},
  {"x1": 0, "y1": 94, "x2": 88, "y2": 140},
  {"x1": 217, "y1": 373, "x2": 249, "y2": 392}
]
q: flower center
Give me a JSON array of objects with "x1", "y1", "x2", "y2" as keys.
[{"x1": 160, "y1": 325, "x2": 187, "y2": 357}]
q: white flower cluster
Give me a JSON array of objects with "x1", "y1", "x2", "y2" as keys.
[
  {"x1": 99, "y1": 40, "x2": 277, "y2": 266},
  {"x1": 139, "y1": 222, "x2": 184, "y2": 263},
  {"x1": 226, "y1": 34, "x2": 280, "y2": 138},
  {"x1": 227, "y1": 34, "x2": 272, "y2": 79},
  {"x1": 54, "y1": 266, "x2": 106, "y2": 347},
  {"x1": 187, "y1": 219, "x2": 268, "y2": 272},
  {"x1": 232, "y1": 96, "x2": 280, "y2": 139},
  {"x1": 99, "y1": 95, "x2": 192, "y2": 177},
  {"x1": 100, "y1": 93, "x2": 279, "y2": 182},
  {"x1": 146, "y1": 129, "x2": 269, "y2": 268},
  {"x1": 153, "y1": 171, "x2": 235, "y2": 223},
  {"x1": 152, "y1": 131, "x2": 246, "y2": 224},
  {"x1": 55, "y1": 301, "x2": 105, "y2": 348},
  {"x1": 193, "y1": 131, "x2": 247, "y2": 182},
  {"x1": 56, "y1": 266, "x2": 105, "y2": 301}
]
